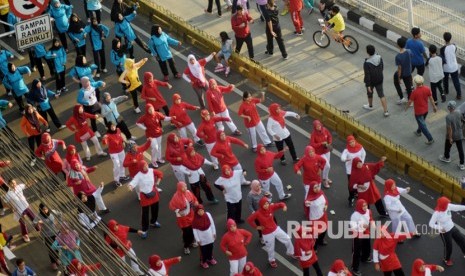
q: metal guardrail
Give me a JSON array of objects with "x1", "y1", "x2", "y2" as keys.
[{"x1": 0, "y1": 4, "x2": 15, "y2": 38}]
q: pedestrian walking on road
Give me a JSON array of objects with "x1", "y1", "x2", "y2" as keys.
[
  {"x1": 182, "y1": 53, "x2": 215, "y2": 109},
  {"x1": 393, "y1": 37, "x2": 413, "y2": 104},
  {"x1": 405, "y1": 75, "x2": 437, "y2": 145},
  {"x1": 293, "y1": 226, "x2": 323, "y2": 276},
  {"x1": 265, "y1": 0, "x2": 288, "y2": 59},
  {"x1": 406, "y1": 27, "x2": 428, "y2": 76},
  {"x1": 231, "y1": 5, "x2": 255, "y2": 60},
  {"x1": 148, "y1": 254, "x2": 182, "y2": 275},
  {"x1": 220, "y1": 219, "x2": 252, "y2": 276},
  {"x1": 411, "y1": 258, "x2": 444, "y2": 276},
  {"x1": 428, "y1": 196, "x2": 465, "y2": 266},
  {"x1": 427, "y1": 45, "x2": 445, "y2": 104},
  {"x1": 295, "y1": 146, "x2": 326, "y2": 198},
  {"x1": 149, "y1": 24, "x2": 182, "y2": 81},
  {"x1": 289, "y1": 0, "x2": 304, "y2": 36},
  {"x1": 439, "y1": 100, "x2": 464, "y2": 169},
  {"x1": 442, "y1": 32, "x2": 462, "y2": 100},
  {"x1": 309, "y1": 120, "x2": 332, "y2": 186},
  {"x1": 363, "y1": 45, "x2": 388, "y2": 116},
  {"x1": 118, "y1": 57, "x2": 149, "y2": 113},
  {"x1": 192, "y1": 204, "x2": 218, "y2": 269},
  {"x1": 341, "y1": 135, "x2": 366, "y2": 206},
  {"x1": 205, "y1": 0, "x2": 222, "y2": 17}
]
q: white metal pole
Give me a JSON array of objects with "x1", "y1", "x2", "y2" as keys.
[{"x1": 407, "y1": 0, "x2": 414, "y2": 30}]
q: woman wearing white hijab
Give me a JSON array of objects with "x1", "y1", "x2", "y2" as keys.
[{"x1": 182, "y1": 53, "x2": 215, "y2": 109}]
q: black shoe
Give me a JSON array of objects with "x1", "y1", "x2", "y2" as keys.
[
  {"x1": 293, "y1": 158, "x2": 300, "y2": 163},
  {"x1": 98, "y1": 209, "x2": 110, "y2": 216},
  {"x1": 348, "y1": 198, "x2": 355, "y2": 207},
  {"x1": 237, "y1": 219, "x2": 245, "y2": 224},
  {"x1": 351, "y1": 269, "x2": 362, "y2": 276},
  {"x1": 265, "y1": 51, "x2": 273, "y2": 55},
  {"x1": 362, "y1": 257, "x2": 373, "y2": 263}
]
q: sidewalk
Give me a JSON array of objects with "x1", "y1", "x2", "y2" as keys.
[{"x1": 151, "y1": 0, "x2": 465, "y2": 180}]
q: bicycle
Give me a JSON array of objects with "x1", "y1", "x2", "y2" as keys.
[{"x1": 312, "y1": 18, "x2": 359, "y2": 54}]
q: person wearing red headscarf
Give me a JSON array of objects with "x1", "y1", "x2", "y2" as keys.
[
  {"x1": 105, "y1": 219, "x2": 144, "y2": 274},
  {"x1": 169, "y1": 182, "x2": 199, "y2": 255},
  {"x1": 123, "y1": 139, "x2": 151, "y2": 180},
  {"x1": 67, "y1": 258, "x2": 101, "y2": 276},
  {"x1": 141, "y1": 71, "x2": 172, "y2": 115},
  {"x1": 247, "y1": 198, "x2": 294, "y2": 268},
  {"x1": 294, "y1": 145, "x2": 326, "y2": 198},
  {"x1": 197, "y1": 109, "x2": 232, "y2": 169},
  {"x1": 0, "y1": 160, "x2": 11, "y2": 216},
  {"x1": 192, "y1": 205, "x2": 217, "y2": 268},
  {"x1": 170, "y1": 93, "x2": 204, "y2": 145},
  {"x1": 373, "y1": 227, "x2": 411, "y2": 276},
  {"x1": 182, "y1": 146, "x2": 217, "y2": 204},
  {"x1": 102, "y1": 122, "x2": 129, "y2": 187},
  {"x1": 238, "y1": 91, "x2": 272, "y2": 151},
  {"x1": 304, "y1": 181, "x2": 328, "y2": 250},
  {"x1": 63, "y1": 145, "x2": 96, "y2": 175},
  {"x1": 383, "y1": 179, "x2": 419, "y2": 235},
  {"x1": 340, "y1": 135, "x2": 366, "y2": 206},
  {"x1": 267, "y1": 103, "x2": 300, "y2": 164},
  {"x1": 221, "y1": 219, "x2": 252, "y2": 276},
  {"x1": 328, "y1": 259, "x2": 352, "y2": 276},
  {"x1": 242, "y1": 261, "x2": 263, "y2": 276},
  {"x1": 66, "y1": 104, "x2": 107, "y2": 160},
  {"x1": 137, "y1": 103, "x2": 175, "y2": 167},
  {"x1": 429, "y1": 196, "x2": 465, "y2": 266},
  {"x1": 211, "y1": 130, "x2": 250, "y2": 185},
  {"x1": 165, "y1": 133, "x2": 192, "y2": 182},
  {"x1": 350, "y1": 156, "x2": 388, "y2": 217},
  {"x1": 148, "y1": 254, "x2": 182, "y2": 276},
  {"x1": 255, "y1": 144, "x2": 291, "y2": 200},
  {"x1": 411, "y1": 259, "x2": 444, "y2": 276},
  {"x1": 293, "y1": 226, "x2": 323, "y2": 276},
  {"x1": 310, "y1": 120, "x2": 332, "y2": 188},
  {"x1": 35, "y1": 133, "x2": 66, "y2": 177},
  {"x1": 349, "y1": 199, "x2": 375, "y2": 276},
  {"x1": 215, "y1": 165, "x2": 245, "y2": 223},
  {"x1": 205, "y1": 78, "x2": 242, "y2": 135},
  {"x1": 128, "y1": 160, "x2": 163, "y2": 235}
]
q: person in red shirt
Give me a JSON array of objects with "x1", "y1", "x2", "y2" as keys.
[
  {"x1": 197, "y1": 109, "x2": 231, "y2": 170},
  {"x1": 373, "y1": 226, "x2": 411, "y2": 276},
  {"x1": 350, "y1": 156, "x2": 389, "y2": 217},
  {"x1": 137, "y1": 103, "x2": 175, "y2": 167},
  {"x1": 169, "y1": 182, "x2": 199, "y2": 255},
  {"x1": 66, "y1": 105, "x2": 107, "y2": 161},
  {"x1": 123, "y1": 139, "x2": 152, "y2": 180},
  {"x1": 141, "y1": 72, "x2": 172, "y2": 115},
  {"x1": 205, "y1": 78, "x2": 242, "y2": 135},
  {"x1": 148, "y1": 254, "x2": 182, "y2": 276},
  {"x1": 105, "y1": 219, "x2": 144, "y2": 274},
  {"x1": 63, "y1": 145, "x2": 96, "y2": 175},
  {"x1": 294, "y1": 145, "x2": 326, "y2": 198},
  {"x1": 289, "y1": 0, "x2": 304, "y2": 35},
  {"x1": 293, "y1": 226, "x2": 323, "y2": 276},
  {"x1": 328, "y1": 259, "x2": 352, "y2": 276},
  {"x1": 67, "y1": 258, "x2": 101, "y2": 276},
  {"x1": 254, "y1": 144, "x2": 291, "y2": 200},
  {"x1": 35, "y1": 133, "x2": 66, "y2": 177},
  {"x1": 182, "y1": 53, "x2": 215, "y2": 109},
  {"x1": 165, "y1": 133, "x2": 192, "y2": 182},
  {"x1": 221, "y1": 219, "x2": 252, "y2": 276},
  {"x1": 405, "y1": 75, "x2": 437, "y2": 145},
  {"x1": 211, "y1": 130, "x2": 250, "y2": 185},
  {"x1": 169, "y1": 93, "x2": 204, "y2": 145},
  {"x1": 247, "y1": 197, "x2": 294, "y2": 268},
  {"x1": 102, "y1": 123, "x2": 129, "y2": 187},
  {"x1": 238, "y1": 91, "x2": 272, "y2": 151},
  {"x1": 309, "y1": 120, "x2": 333, "y2": 188},
  {"x1": 231, "y1": 5, "x2": 255, "y2": 59},
  {"x1": 242, "y1": 261, "x2": 263, "y2": 276},
  {"x1": 411, "y1": 258, "x2": 444, "y2": 276}
]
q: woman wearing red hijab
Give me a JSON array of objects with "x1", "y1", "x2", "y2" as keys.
[
  {"x1": 165, "y1": 133, "x2": 192, "y2": 182},
  {"x1": 205, "y1": 78, "x2": 241, "y2": 135},
  {"x1": 67, "y1": 258, "x2": 101, "y2": 276},
  {"x1": 128, "y1": 160, "x2": 163, "y2": 235},
  {"x1": 340, "y1": 135, "x2": 366, "y2": 206},
  {"x1": 141, "y1": 72, "x2": 172, "y2": 115},
  {"x1": 169, "y1": 93, "x2": 204, "y2": 145},
  {"x1": 373, "y1": 226, "x2": 411, "y2": 276},
  {"x1": 267, "y1": 103, "x2": 300, "y2": 164},
  {"x1": 411, "y1": 259, "x2": 444, "y2": 276},
  {"x1": 148, "y1": 254, "x2": 182, "y2": 276},
  {"x1": 102, "y1": 122, "x2": 129, "y2": 187},
  {"x1": 255, "y1": 144, "x2": 291, "y2": 200},
  {"x1": 293, "y1": 226, "x2": 323, "y2": 276},
  {"x1": 35, "y1": 133, "x2": 66, "y2": 177},
  {"x1": 169, "y1": 181, "x2": 199, "y2": 255},
  {"x1": 211, "y1": 130, "x2": 250, "y2": 185},
  {"x1": 136, "y1": 103, "x2": 175, "y2": 167},
  {"x1": 192, "y1": 205, "x2": 217, "y2": 268},
  {"x1": 294, "y1": 145, "x2": 326, "y2": 199},
  {"x1": 215, "y1": 165, "x2": 246, "y2": 223},
  {"x1": 242, "y1": 261, "x2": 263, "y2": 276},
  {"x1": 328, "y1": 259, "x2": 352, "y2": 276},
  {"x1": 310, "y1": 120, "x2": 332, "y2": 188},
  {"x1": 63, "y1": 145, "x2": 96, "y2": 175},
  {"x1": 66, "y1": 104, "x2": 107, "y2": 161},
  {"x1": 182, "y1": 146, "x2": 217, "y2": 204},
  {"x1": 349, "y1": 199, "x2": 375, "y2": 276},
  {"x1": 105, "y1": 219, "x2": 144, "y2": 274},
  {"x1": 221, "y1": 219, "x2": 252, "y2": 276},
  {"x1": 350, "y1": 156, "x2": 389, "y2": 217},
  {"x1": 429, "y1": 196, "x2": 465, "y2": 266},
  {"x1": 304, "y1": 181, "x2": 328, "y2": 250}
]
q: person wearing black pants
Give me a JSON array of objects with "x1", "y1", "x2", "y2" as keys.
[
  {"x1": 189, "y1": 175, "x2": 216, "y2": 205},
  {"x1": 265, "y1": 0, "x2": 288, "y2": 59},
  {"x1": 141, "y1": 202, "x2": 159, "y2": 231},
  {"x1": 86, "y1": 17, "x2": 109, "y2": 74},
  {"x1": 206, "y1": 0, "x2": 222, "y2": 16},
  {"x1": 27, "y1": 79, "x2": 64, "y2": 130},
  {"x1": 182, "y1": 226, "x2": 195, "y2": 252},
  {"x1": 77, "y1": 77, "x2": 105, "y2": 133},
  {"x1": 350, "y1": 199, "x2": 373, "y2": 276},
  {"x1": 231, "y1": 6, "x2": 254, "y2": 59},
  {"x1": 226, "y1": 200, "x2": 242, "y2": 224},
  {"x1": 215, "y1": 167, "x2": 244, "y2": 224},
  {"x1": 440, "y1": 101, "x2": 464, "y2": 167}
]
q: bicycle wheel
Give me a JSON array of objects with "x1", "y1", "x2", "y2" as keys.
[
  {"x1": 342, "y1": 35, "x2": 359, "y2": 54},
  {"x1": 312, "y1": 31, "x2": 330, "y2": 48}
]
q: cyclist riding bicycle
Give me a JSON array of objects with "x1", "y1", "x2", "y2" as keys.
[{"x1": 325, "y1": 6, "x2": 345, "y2": 40}]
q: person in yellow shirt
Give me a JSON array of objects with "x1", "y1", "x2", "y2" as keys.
[
  {"x1": 118, "y1": 57, "x2": 148, "y2": 113},
  {"x1": 326, "y1": 6, "x2": 345, "y2": 38},
  {"x1": 0, "y1": 0, "x2": 9, "y2": 33}
]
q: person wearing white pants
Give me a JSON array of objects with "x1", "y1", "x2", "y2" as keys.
[
  {"x1": 238, "y1": 91, "x2": 272, "y2": 152},
  {"x1": 165, "y1": 133, "x2": 193, "y2": 183},
  {"x1": 102, "y1": 123, "x2": 129, "y2": 186},
  {"x1": 170, "y1": 93, "x2": 204, "y2": 145},
  {"x1": 179, "y1": 122, "x2": 201, "y2": 143},
  {"x1": 247, "y1": 198, "x2": 294, "y2": 268},
  {"x1": 80, "y1": 136, "x2": 106, "y2": 160},
  {"x1": 92, "y1": 184, "x2": 107, "y2": 211},
  {"x1": 310, "y1": 120, "x2": 333, "y2": 188},
  {"x1": 220, "y1": 219, "x2": 252, "y2": 276},
  {"x1": 259, "y1": 172, "x2": 287, "y2": 200}
]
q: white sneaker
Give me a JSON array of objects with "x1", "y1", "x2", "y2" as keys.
[
  {"x1": 459, "y1": 164, "x2": 465, "y2": 171},
  {"x1": 58, "y1": 125, "x2": 66, "y2": 130},
  {"x1": 102, "y1": 68, "x2": 108, "y2": 73},
  {"x1": 192, "y1": 242, "x2": 199, "y2": 248},
  {"x1": 439, "y1": 155, "x2": 451, "y2": 163},
  {"x1": 384, "y1": 111, "x2": 390, "y2": 117},
  {"x1": 95, "y1": 73, "x2": 100, "y2": 78},
  {"x1": 134, "y1": 107, "x2": 141, "y2": 113},
  {"x1": 30, "y1": 158, "x2": 37, "y2": 166},
  {"x1": 225, "y1": 67, "x2": 230, "y2": 77},
  {"x1": 95, "y1": 131, "x2": 101, "y2": 138},
  {"x1": 363, "y1": 104, "x2": 374, "y2": 110},
  {"x1": 157, "y1": 188, "x2": 163, "y2": 192},
  {"x1": 214, "y1": 64, "x2": 224, "y2": 72},
  {"x1": 396, "y1": 98, "x2": 408, "y2": 105}
]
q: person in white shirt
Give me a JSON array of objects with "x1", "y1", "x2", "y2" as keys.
[
  {"x1": 266, "y1": 103, "x2": 300, "y2": 164},
  {"x1": 214, "y1": 165, "x2": 244, "y2": 223},
  {"x1": 2, "y1": 179, "x2": 42, "y2": 243},
  {"x1": 427, "y1": 45, "x2": 445, "y2": 104},
  {"x1": 442, "y1": 32, "x2": 462, "y2": 100},
  {"x1": 428, "y1": 196, "x2": 465, "y2": 266},
  {"x1": 340, "y1": 135, "x2": 366, "y2": 207},
  {"x1": 192, "y1": 205, "x2": 217, "y2": 269}
]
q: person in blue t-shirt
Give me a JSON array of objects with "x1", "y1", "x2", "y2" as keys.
[
  {"x1": 12, "y1": 258, "x2": 36, "y2": 276},
  {"x1": 406, "y1": 27, "x2": 428, "y2": 76},
  {"x1": 394, "y1": 37, "x2": 413, "y2": 104}
]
